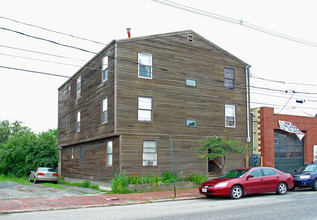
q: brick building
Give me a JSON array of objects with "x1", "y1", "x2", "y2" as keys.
[{"x1": 251, "y1": 107, "x2": 317, "y2": 172}]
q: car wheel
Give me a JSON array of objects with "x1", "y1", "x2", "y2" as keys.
[
  {"x1": 29, "y1": 176, "x2": 32, "y2": 182},
  {"x1": 312, "y1": 179, "x2": 317, "y2": 191},
  {"x1": 230, "y1": 185, "x2": 243, "y2": 199},
  {"x1": 34, "y1": 178, "x2": 37, "y2": 184},
  {"x1": 276, "y1": 182, "x2": 287, "y2": 195}
]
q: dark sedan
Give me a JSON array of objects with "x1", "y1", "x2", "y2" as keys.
[
  {"x1": 292, "y1": 163, "x2": 317, "y2": 190},
  {"x1": 199, "y1": 167, "x2": 294, "y2": 199}
]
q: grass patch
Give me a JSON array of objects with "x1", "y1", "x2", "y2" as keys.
[
  {"x1": 0, "y1": 174, "x2": 31, "y2": 185},
  {"x1": 58, "y1": 179, "x2": 101, "y2": 191},
  {"x1": 40, "y1": 182, "x2": 66, "y2": 189}
]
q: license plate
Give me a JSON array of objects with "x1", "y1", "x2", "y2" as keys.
[{"x1": 202, "y1": 188, "x2": 207, "y2": 193}]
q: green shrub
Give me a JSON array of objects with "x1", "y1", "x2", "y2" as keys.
[
  {"x1": 111, "y1": 171, "x2": 129, "y2": 193},
  {"x1": 188, "y1": 174, "x2": 207, "y2": 185},
  {"x1": 82, "y1": 180, "x2": 91, "y2": 188}
]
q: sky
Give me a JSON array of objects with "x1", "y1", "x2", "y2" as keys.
[{"x1": 1, "y1": 0, "x2": 316, "y2": 133}]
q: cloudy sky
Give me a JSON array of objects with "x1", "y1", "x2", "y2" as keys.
[{"x1": 1, "y1": 0, "x2": 316, "y2": 133}]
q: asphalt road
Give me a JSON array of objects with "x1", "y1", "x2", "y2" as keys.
[{"x1": 2, "y1": 189, "x2": 317, "y2": 220}]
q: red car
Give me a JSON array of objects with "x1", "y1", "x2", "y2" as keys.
[{"x1": 199, "y1": 167, "x2": 294, "y2": 199}]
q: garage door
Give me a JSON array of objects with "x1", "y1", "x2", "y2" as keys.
[{"x1": 274, "y1": 130, "x2": 304, "y2": 173}]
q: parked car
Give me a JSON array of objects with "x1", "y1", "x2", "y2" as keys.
[
  {"x1": 292, "y1": 162, "x2": 317, "y2": 190},
  {"x1": 29, "y1": 167, "x2": 58, "y2": 184},
  {"x1": 199, "y1": 167, "x2": 294, "y2": 199}
]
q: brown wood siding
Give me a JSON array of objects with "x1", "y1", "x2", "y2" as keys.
[
  {"x1": 119, "y1": 134, "x2": 206, "y2": 177},
  {"x1": 115, "y1": 33, "x2": 247, "y2": 141},
  {"x1": 58, "y1": 45, "x2": 116, "y2": 147},
  {"x1": 61, "y1": 137, "x2": 119, "y2": 181}
]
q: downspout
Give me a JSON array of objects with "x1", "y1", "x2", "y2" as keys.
[
  {"x1": 245, "y1": 65, "x2": 251, "y2": 143},
  {"x1": 251, "y1": 112, "x2": 255, "y2": 154}
]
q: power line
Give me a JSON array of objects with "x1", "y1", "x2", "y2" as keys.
[
  {"x1": 0, "y1": 16, "x2": 107, "y2": 46},
  {"x1": 251, "y1": 75, "x2": 317, "y2": 87},
  {"x1": 0, "y1": 27, "x2": 97, "y2": 54},
  {"x1": 152, "y1": 0, "x2": 317, "y2": 48}
]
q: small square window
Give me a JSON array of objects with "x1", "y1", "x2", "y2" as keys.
[
  {"x1": 186, "y1": 119, "x2": 197, "y2": 127},
  {"x1": 187, "y1": 34, "x2": 193, "y2": 42},
  {"x1": 186, "y1": 79, "x2": 196, "y2": 87}
]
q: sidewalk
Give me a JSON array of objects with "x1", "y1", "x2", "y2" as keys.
[{"x1": 0, "y1": 188, "x2": 204, "y2": 214}]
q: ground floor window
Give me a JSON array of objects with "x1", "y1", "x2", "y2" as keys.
[
  {"x1": 107, "y1": 140, "x2": 113, "y2": 167},
  {"x1": 143, "y1": 140, "x2": 157, "y2": 166}
]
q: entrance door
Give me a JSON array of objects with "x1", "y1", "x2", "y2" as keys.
[{"x1": 274, "y1": 130, "x2": 304, "y2": 173}]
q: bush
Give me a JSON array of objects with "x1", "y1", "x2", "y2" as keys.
[
  {"x1": 188, "y1": 174, "x2": 207, "y2": 185},
  {"x1": 111, "y1": 171, "x2": 129, "y2": 193}
]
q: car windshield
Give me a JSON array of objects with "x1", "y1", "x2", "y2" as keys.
[
  {"x1": 298, "y1": 164, "x2": 317, "y2": 172},
  {"x1": 38, "y1": 168, "x2": 55, "y2": 172},
  {"x1": 221, "y1": 169, "x2": 250, "y2": 178}
]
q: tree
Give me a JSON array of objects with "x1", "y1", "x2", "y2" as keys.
[
  {"x1": 195, "y1": 136, "x2": 249, "y2": 173},
  {"x1": 0, "y1": 121, "x2": 58, "y2": 177},
  {"x1": 0, "y1": 120, "x2": 31, "y2": 147}
]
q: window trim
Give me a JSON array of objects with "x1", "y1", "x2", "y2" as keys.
[
  {"x1": 102, "y1": 56, "x2": 108, "y2": 82},
  {"x1": 102, "y1": 98, "x2": 108, "y2": 124},
  {"x1": 138, "y1": 96, "x2": 153, "y2": 122},
  {"x1": 186, "y1": 119, "x2": 197, "y2": 127},
  {"x1": 138, "y1": 52, "x2": 152, "y2": 79},
  {"x1": 186, "y1": 79, "x2": 196, "y2": 87},
  {"x1": 225, "y1": 104, "x2": 236, "y2": 128},
  {"x1": 224, "y1": 67, "x2": 235, "y2": 90},
  {"x1": 77, "y1": 111, "x2": 81, "y2": 132},
  {"x1": 107, "y1": 140, "x2": 113, "y2": 167},
  {"x1": 142, "y1": 140, "x2": 157, "y2": 167},
  {"x1": 77, "y1": 76, "x2": 81, "y2": 98}
]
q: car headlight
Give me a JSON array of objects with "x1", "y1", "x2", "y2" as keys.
[
  {"x1": 299, "y1": 175, "x2": 311, "y2": 179},
  {"x1": 214, "y1": 182, "x2": 228, "y2": 188}
]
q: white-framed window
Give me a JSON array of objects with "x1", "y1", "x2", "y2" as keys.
[
  {"x1": 143, "y1": 140, "x2": 157, "y2": 166},
  {"x1": 77, "y1": 111, "x2": 81, "y2": 132},
  {"x1": 107, "y1": 140, "x2": 113, "y2": 167},
  {"x1": 225, "y1": 105, "x2": 236, "y2": 128},
  {"x1": 71, "y1": 147, "x2": 74, "y2": 160},
  {"x1": 102, "y1": 98, "x2": 108, "y2": 124},
  {"x1": 138, "y1": 97, "x2": 152, "y2": 122},
  {"x1": 224, "y1": 67, "x2": 235, "y2": 90},
  {"x1": 138, "y1": 52, "x2": 152, "y2": 79},
  {"x1": 102, "y1": 56, "x2": 108, "y2": 82},
  {"x1": 186, "y1": 119, "x2": 197, "y2": 127},
  {"x1": 77, "y1": 76, "x2": 81, "y2": 98},
  {"x1": 186, "y1": 79, "x2": 196, "y2": 87}
]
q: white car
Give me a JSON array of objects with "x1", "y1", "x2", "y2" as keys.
[{"x1": 29, "y1": 167, "x2": 58, "y2": 184}]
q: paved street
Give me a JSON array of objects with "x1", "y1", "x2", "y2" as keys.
[{"x1": 1, "y1": 186, "x2": 317, "y2": 219}]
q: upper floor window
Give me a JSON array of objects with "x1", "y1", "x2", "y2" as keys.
[
  {"x1": 107, "y1": 140, "x2": 113, "y2": 167},
  {"x1": 102, "y1": 98, "x2": 108, "y2": 124},
  {"x1": 186, "y1": 79, "x2": 196, "y2": 87},
  {"x1": 102, "y1": 56, "x2": 108, "y2": 82},
  {"x1": 77, "y1": 76, "x2": 81, "y2": 98},
  {"x1": 77, "y1": 111, "x2": 81, "y2": 132},
  {"x1": 225, "y1": 105, "x2": 236, "y2": 128},
  {"x1": 68, "y1": 85, "x2": 71, "y2": 97},
  {"x1": 143, "y1": 140, "x2": 157, "y2": 166},
  {"x1": 224, "y1": 67, "x2": 235, "y2": 90},
  {"x1": 66, "y1": 115, "x2": 70, "y2": 129},
  {"x1": 138, "y1": 97, "x2": 152, "y2": 122},
  {"x1": 138, "y1": 52, "x2": 152, "y2": 79}
]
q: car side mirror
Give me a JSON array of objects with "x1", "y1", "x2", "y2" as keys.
[
  {"x1": 246, "y1": 175, "x2": 254, "y2": 180},
  {"x1": 294, "y1": 170, "x2": 297, "y2": 172}
]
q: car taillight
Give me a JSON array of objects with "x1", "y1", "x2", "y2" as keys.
[
  {"x1": 37, "y1": 172, "x2": 45, "y2": 175},
  {"x1": 53, "y1": 173, "x2": 58, "y2": 176}
]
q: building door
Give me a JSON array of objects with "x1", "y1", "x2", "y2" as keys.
[{"x1": 274, "y1": 130, "x2": 304, "y2": 173}]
